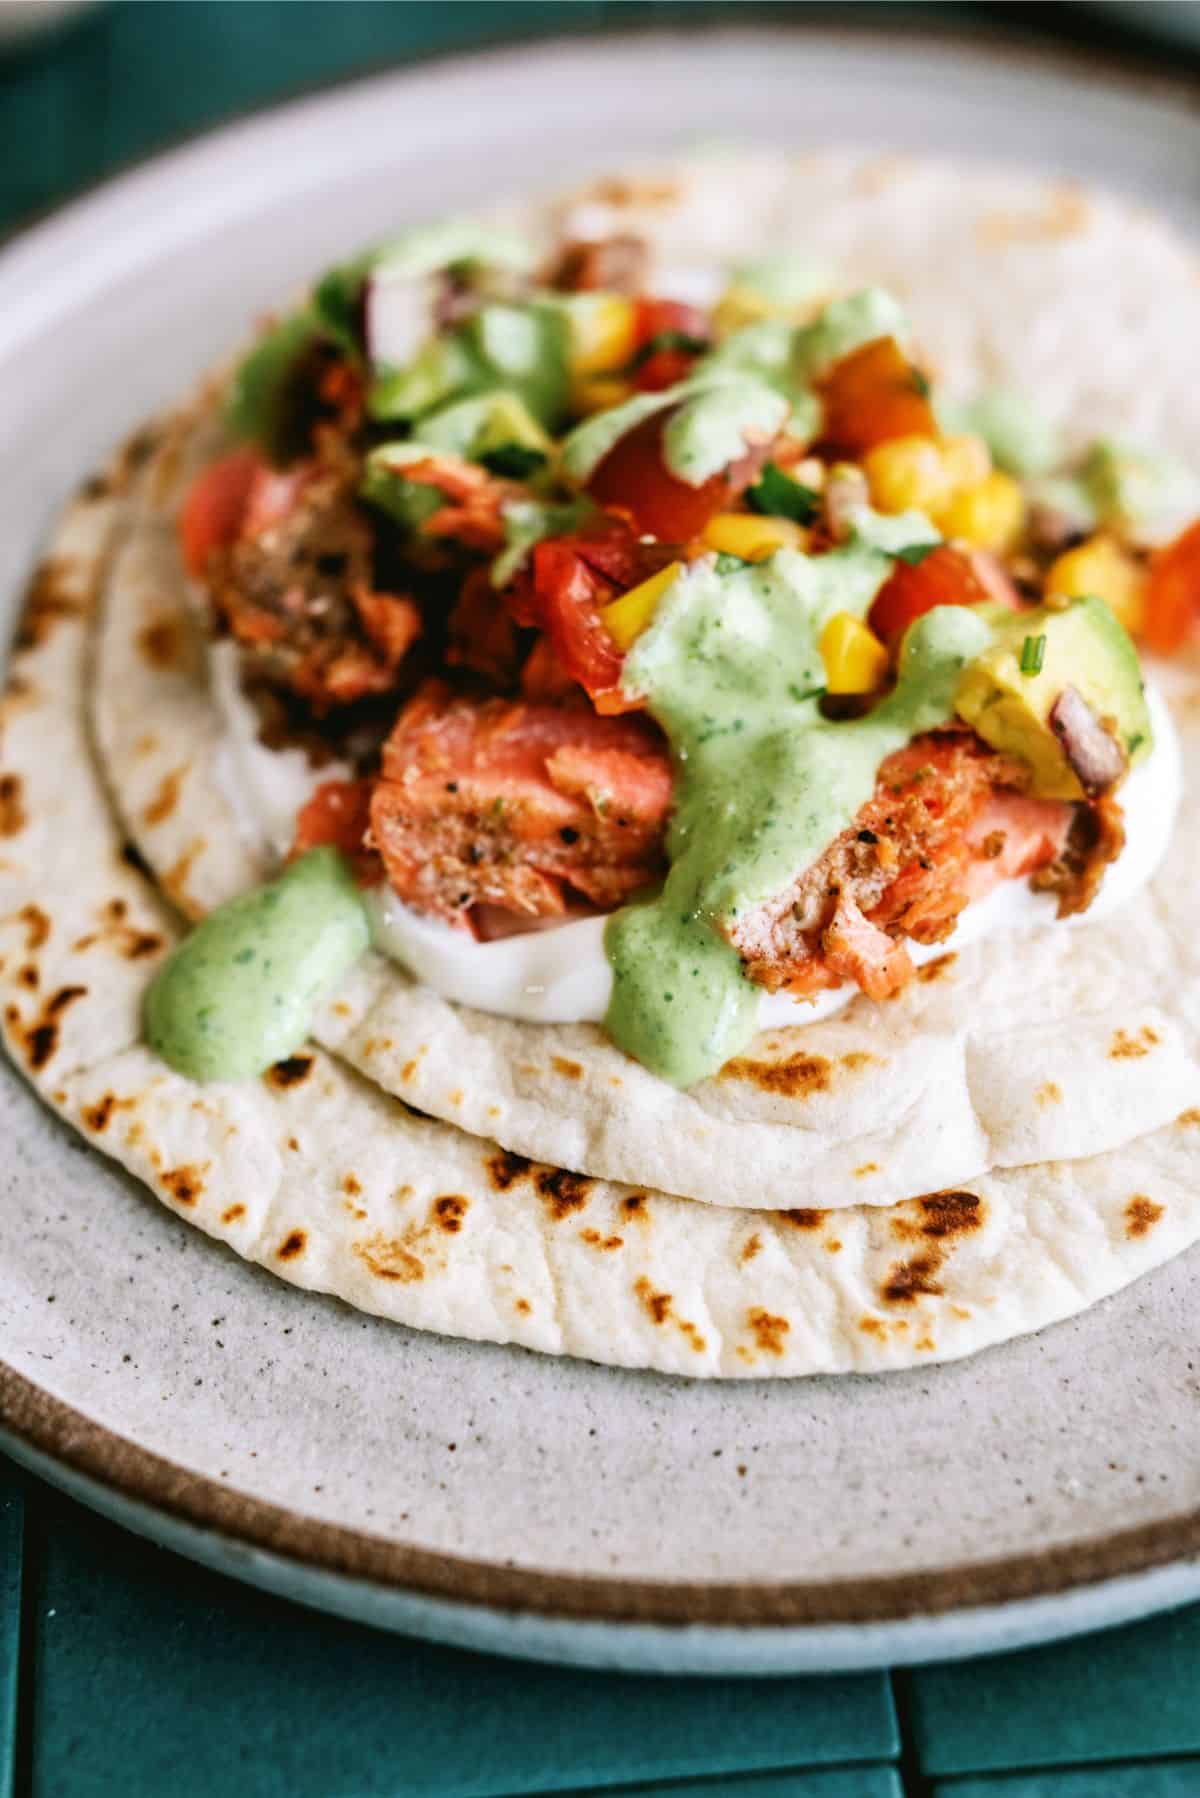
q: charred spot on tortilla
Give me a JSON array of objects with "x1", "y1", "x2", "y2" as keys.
[
  {"x1": 142, "y1": 765, "x2": 188, "y2": 827},
  {"x1": 0, "y1": 773, "x2": 26, "y2": 837},
  {"x1": 434, "y1": 1195, "x2": 469, "y2": 1233},
  {"x1": 552, "y1": 1056, "x2": 584, "y2": 1080},
  {"x1": 778, "y1": 1208, "x2": 826, "y2": 1230},
  {"x1": 277, "y1": 1228, "x2": 307, "y2": 1259},
  {"x1": 892, "y1": 1190, "x2": 984, "y2": 1242},
  {"x1": 1036, "y1": 1081, "x2": 1063, "y2": 1107},
  {"x1": 222, "y1": 1203, "x2": 246, "y2": 1225},
  {"x1": 1177, "y1": 1108, "x2": 1200, "y2": 1129},
  {"x1": 747, "y1": 1308, "x2": 790, "y2": 1357},
  {"x1": 917, "y1": 952, "x2": 958, "y2": 983},
  {"x1": 353, "y1": 1235, "x2": 424, "y2": 1282},
  {"x1": 137, "y1": 616, "x2": 184, "y2": 671},
  {"x1": 486, "y1": 1149, "x2": 532, "y2": 1191},
  {"x1": 634, "y1": 1277, "x2": 673, "y2": 1326},
  {"x1": 1110, "y1": 1025, "x2": 1161, "y2": 1060},
  {"x1": 265, "y1": 1054, "x2": 315, "y2": 1089},
  {"x1": 720, "y1": 1051, "x2": 833, "y2": 1097},
  {"x1": 580, "y1": 1227, "x2": 623, "y2": 1250},
  {"x1": 740, "y1": 1233, "x2": 763, "y2": 1265},
  {"x1": 342, "y1": 1173, "x2": 362, "y2": 1197},
  {"x1": 855, "y1": 1161, "x2": 880, "y2": 1177},
  {"x1": 881, "y1": 1251, "x2": 945, "y2": 1305},
  {"x1": 7, "y1": 985, "x2": 87, "y2": 1072},
  {"x1": 1125, "y1": 1195, "x2": 1164, "y2": 1238},
  {"x1": 81, "y1": 1093, "x2": 134, "y2": 1134},
  {"x1": 16, "y1": 558, "x2": 84, "y2": 649},
  {"x1": 161, "y1": 1163, "x2": 209, "y2": 1207},
  {"x1": 13, "y1": 904, "x2": 49, "y2": 951},
  {"x1": 534, "y1": 1166, "x2": 593, "y2": 1219}
]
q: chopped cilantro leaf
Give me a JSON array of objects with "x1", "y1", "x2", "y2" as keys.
[
  {"x1": 631, "y1": 329, "x2": 709, "y2": 369},
  {"x1": 714, "y1": 552, "x2": 751, "y2": 575},
  {"x1": 893, "y1": 541, "x2": 939, "y2": 567},
  {"x1": 746, "y1": 462, "x2": 820, "y2": 524},
  {"x1": 788, "y1": 683, "x2": 825, "y2": 704},
  {"x1": 1020, "y1": 632, "x2": 1047, "y2": 675},
  {"x1": 479, "y1": 443, "x2": 547, "y2": 479}
]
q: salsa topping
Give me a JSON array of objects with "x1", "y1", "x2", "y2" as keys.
[{"x1": 158, "y1": 215, "x2": 1177, "y2": 1086}]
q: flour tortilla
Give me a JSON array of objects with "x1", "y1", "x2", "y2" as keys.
[
  {"x1": 90, "y1": 155, "x2": 1200, "y2": 1211},
  {"x1": 4, "y1": 459, "x2": 1200, "y2": 1377}
]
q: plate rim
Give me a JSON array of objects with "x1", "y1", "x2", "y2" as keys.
[
  {"x1": 5, "y1": 1359, "x2": 1200, "y2": 1630},
  {"x1": 6, "y1": 17, "x2": 1200, "y2": 1649}
]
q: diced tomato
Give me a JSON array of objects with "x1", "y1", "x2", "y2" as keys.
[
  {"x1": 818, "y1": 335, "x2": 938, "y2": 457},
  {"x1": 179, "y1": 448, "x2": 265, "y2": 576},
  {"x1": 868, "y1": 545, "x2": 991, "y2": 642},
  {"x1": 587, "y1": 406, "x2": 770, "y2": 540},
  {"x1": 633, "y1": 349, "x2": 696, "y2": 392},
  {"x1": 509, "y1": 515, "x2": 676, "y2": 710},
  {"x1": 633, "y1": 297, "x2": 711, "y2": 348},
  {"x1": 291, "y1": 778, "x2": 380, "y2": 884},
  {"x1": 631, "y1": 297, "x2": 710, "y2": 392},
  {"x1": 1143, "y1": 518, "x2": 1200, "y2": 655}
]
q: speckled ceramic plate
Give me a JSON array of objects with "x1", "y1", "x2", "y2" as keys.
[{"x1": 4, "y1": 25, "x2": 1200, "y2": 1674}]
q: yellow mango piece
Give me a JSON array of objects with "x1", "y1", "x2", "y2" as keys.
[
  {"x1": 568, "y1": 295, "x2": 638, "y2": 377},
  {"x1": 601, "y1": 561, "x2": 684, "y2": 651},
  {"x1": 934, "y1": 469, "x2": 1025, "y2": 553},
  {"x1": 700, "y1": 513, "x2": 808, "y2": 562},
  {"x1": 819, "y1": 610, "x2": 889, "y2": 695},
  {"x1": 1046, "y1": 532, "x2": 1146, "y2": 634},
  {"x1": 570, "y1": 374, "x2": 633, "y2": 417},
  {"x1": 863, "y1": 435, "x2": 952, "y2": 515},
  {"x1": 939, "y1": 432, "x2": 992, "y2": 491}
]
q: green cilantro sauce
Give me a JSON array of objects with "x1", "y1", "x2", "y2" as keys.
[
  {"x1": 144, "y1": 849, "x2": 369, "y2": 1082},
  {"x1": 603, "y1": 550, "x2": 993, "y2": 1086}
]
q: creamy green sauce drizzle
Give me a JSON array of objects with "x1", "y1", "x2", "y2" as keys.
[
  {"x1": 603, "y1": 550, "x2": 993, "y2": 1086},
  {"x1": 144, "y1": 849, "x2": 368, "y2": 1082}
]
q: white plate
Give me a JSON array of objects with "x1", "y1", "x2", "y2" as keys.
[{"x1": 4, "y1": 25, "x2": 1200, "y2": 1674}]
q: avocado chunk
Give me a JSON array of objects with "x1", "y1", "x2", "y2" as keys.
[
  {"x1": 956, "y1": 596, "x2": 1151, "y2": 800},
  {"x1": 418, "y1": 389, "x2": 552, "y2": 473}
]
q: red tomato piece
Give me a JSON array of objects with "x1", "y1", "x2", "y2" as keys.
[
  {"x1": 178, "y1": 448, "x2": 265, "y2": 576},
  {"x1": 1143, "y1": 519, "x2": 1200, "y2": 655},
  {"x1": 868, "y1": 546, "x2": 991, "y2": 642},
  {"x1": 818, "y1": 335, "x2": 938, "y2": 457},
  {"x1": 586, "y1": 406, "x2": 769, "y2": 540}
]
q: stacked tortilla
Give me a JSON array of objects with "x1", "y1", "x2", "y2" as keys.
[{"x1": 4, "y1": 153, "x2": 1200, "y2": 1377}]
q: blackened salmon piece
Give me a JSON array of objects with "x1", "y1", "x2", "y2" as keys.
[
  {"x1": 727, "y1": 731, "x2": 1077, "y2": 1000},
  {"x1": 370, "y1": 681, "x2": 672, "y2": 924},
  {"x1": 209, "y1": 456, "x2": 421, "y2": 714}
]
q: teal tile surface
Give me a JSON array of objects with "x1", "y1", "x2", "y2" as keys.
[
  {"x1": 911, "y1": 1607, "x2": 1200, "y2": 1776},
  {"x1": 29, "y1": 1486, "x2": 896, "y2": 1798},
  {"x1": 607, "y1": 1773, "x2": 902, "y2": 1797},
  {"x1": 934, "y1": 1760, "x2": 1200, "y2": 1796},
  {"x1": 0, "y1": 1475, "x2": 21, "y2": 1798}
]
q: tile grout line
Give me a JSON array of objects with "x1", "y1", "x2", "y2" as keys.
[
  {"x1": 12, "y1": 1472, "x2": 38, "y2": 1798},
  {"x1": 891, "y1": 1667, "x2": 935, "y2": 1798}
]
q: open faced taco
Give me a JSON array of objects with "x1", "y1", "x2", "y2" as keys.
[{"x1": 4, "y1": 152, "x2": 1200, "y2": 1376}]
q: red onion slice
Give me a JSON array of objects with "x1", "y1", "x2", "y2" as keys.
[{"x1": 1049, "y1": 685, "x2": 1128, "y2": 795}]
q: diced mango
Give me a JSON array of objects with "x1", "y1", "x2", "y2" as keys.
[
  {"x1": 1046, "y1": 532, "x2": 1146, "y2": 634},
  {"x1": 863, "y1": 435, "x2": 952, "y2": 515},
  {"x1": 567, "y1": 295, "x2": 638, "y2": 377},
  {"x1": 601, "y1": 560, "x2": 683, "y2": 651},
  {"x1": 701, "y1": 513, "x2": 809, "y2": 561},
  {"x1": 939, "y1": 432, "x2": 992, "y2": 491},
  {"x1": 570, "y1": 374, "x2": 633, "y2": 417},
  {"x1": 933, "y1": 469, "x2": 1025, "y2": 553},
  {"x1": 819, "y1": 611, "x2": 890, "y2": 694}
]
